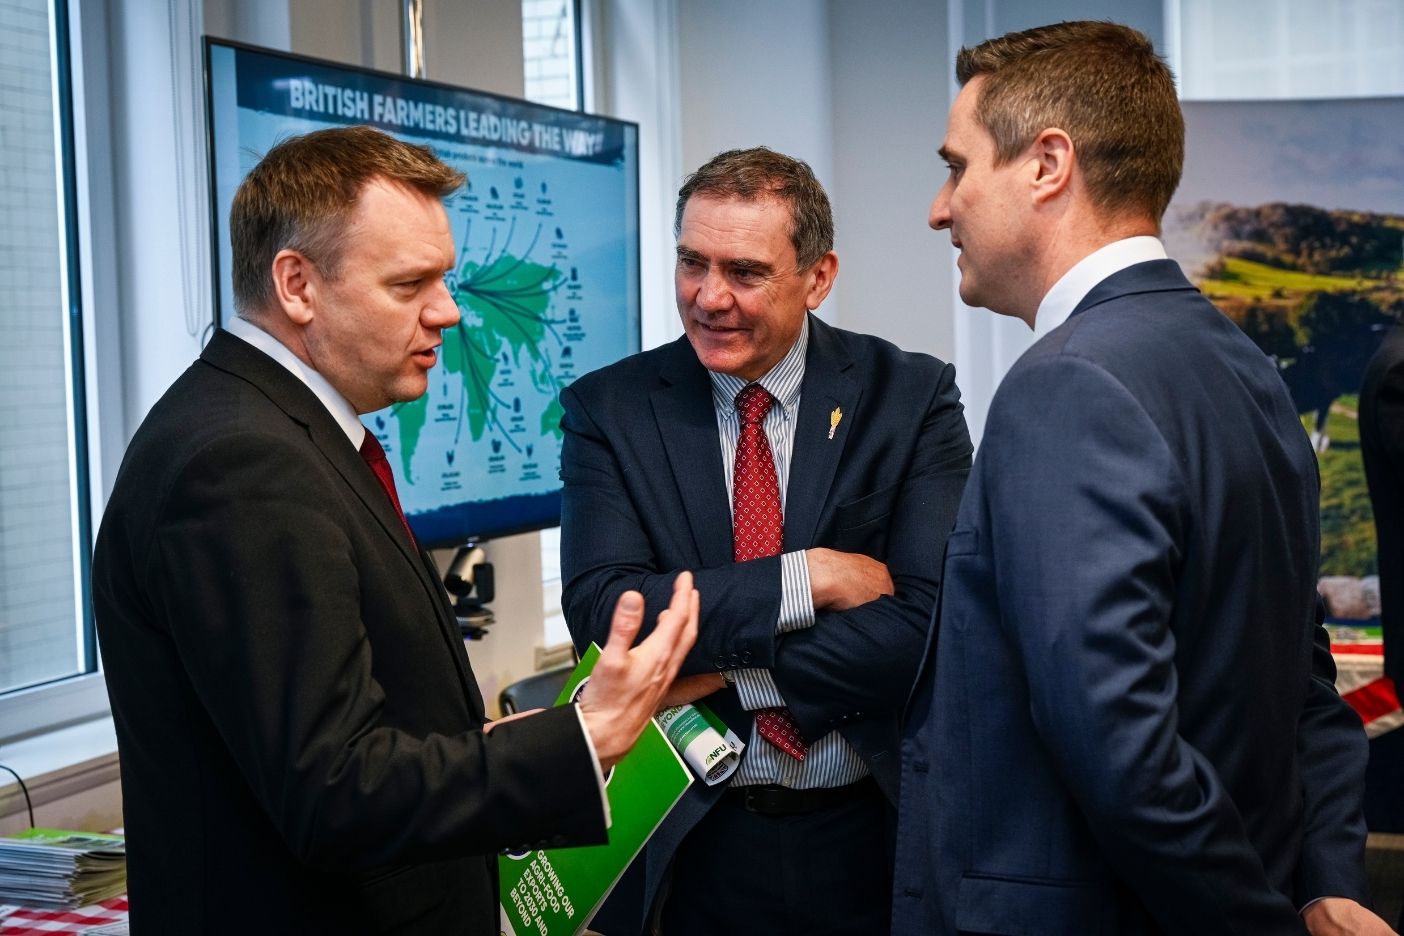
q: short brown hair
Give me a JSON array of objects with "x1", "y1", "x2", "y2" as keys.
[
  {"x1": 230, "y1": 125, "x2": 464, "y2": 315},
  {"x1": 674, "y1": 147, "x2": 833, "y2": 270},
  {"x1": 956, "y1": 21, "x2": 1183, "y2": 223}
]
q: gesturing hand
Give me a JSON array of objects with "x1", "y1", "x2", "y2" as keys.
[{"x1": 577, "y1": 571, "x2": 700, "y2": 770}]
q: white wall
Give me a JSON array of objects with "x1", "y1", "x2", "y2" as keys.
[
  {"x1": 829, "y1": 0, "x2": 954, "y2": 361},
  {"x1": 673, "y1": 0, "x2": 839, "y2": 324},
  {"x1": 592, "y1": 0, "x2": 684, "y2": 350}
]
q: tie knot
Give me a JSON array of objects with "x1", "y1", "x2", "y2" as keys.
[
  {"x1": 359, "y1": 431, "x2": 387, "y2": 465},
  {"x1": 735, "y1": 384, "x2": 774, "y2": 425}
]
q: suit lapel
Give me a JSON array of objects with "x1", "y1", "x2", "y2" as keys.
[
  {"x1": 201, "y1": 331, "x2": 477, "y2": 703},
  {"x1": 784, "y1": 318, "x2": 860, "y2": 552},
  {"x1": 651, "y1": 338, "x2": 735, "y2": 568}
]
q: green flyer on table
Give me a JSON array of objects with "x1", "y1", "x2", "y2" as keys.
[{"x1": 498, "y1": 644, "x2": 693, "y2": 936}]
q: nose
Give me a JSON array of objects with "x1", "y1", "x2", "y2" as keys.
[
  {"x1": 425, "y1": 278, "x2": 461, "y2": 330},
  {"x1": 929, "y1": 181, "x2": 953, "y2": 231},
  {"x1": 695, "y1": 268, "x2": 733, "y2": 313}
]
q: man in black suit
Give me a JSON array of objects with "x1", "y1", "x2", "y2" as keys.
[
  {"x1": 1360, "y1": 322, "x2": 1404, "y2": 932},
  {"x1": 1363, "y1": 324, "x2": 1404, "y2": 696},
  {"x1": 559, "y1": 147, "x2": 972, "y2": 935},
  {"x1": 893, "y1": 21, "x2": 1388, "y2": 936},
  {"x1": 92, "y1": 126, "x2": 697, "y2": 935}
]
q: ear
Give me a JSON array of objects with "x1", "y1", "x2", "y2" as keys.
[
  {"x1": 1030, "y1": 128, "x2": 1074, "y2": 207},
  {"x1": 804, "y1": 251, "x2": 839, "y2": 311},
  {"x1": 270, "y1": 249, "x2": 317, "y2": 326}
]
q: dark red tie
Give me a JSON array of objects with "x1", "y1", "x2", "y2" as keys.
[
  {"x1": 733, "y1": 384, "x2": 807, "y2": 761},
  {"x1": 359, "y1": 431, "x2": 417, "y2": 546}
]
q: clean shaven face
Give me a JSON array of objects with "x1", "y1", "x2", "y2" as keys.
[{"x1": 675, "y1": 194, "x2": 832, "y2": 381}]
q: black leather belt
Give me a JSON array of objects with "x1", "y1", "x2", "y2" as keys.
[{"x1": 725, "y1": 777, "x2": 876, "y2": 816}]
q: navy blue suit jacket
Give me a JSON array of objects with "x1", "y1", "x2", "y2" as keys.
[
  {"x1": 561, "y1": 315, "x2": 972, "y2": 933},
  {"x1": 893, "y1": 261, "x2": 1369, "y2": 935}
]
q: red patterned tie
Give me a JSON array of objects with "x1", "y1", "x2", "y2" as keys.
[
  {"x1": 359, "y1": 431, "x2": 417, "y2": 546},
  {"x1": 732, "y1": 384, "x2": 807, "y2": 761}
]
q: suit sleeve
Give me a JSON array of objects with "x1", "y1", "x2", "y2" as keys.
[
  {"x1": 559, "y1": 384, "x2": 787, "y2": 674},
  {"x1": 144, "y1": 431, "x2": 605, "y2": 871},
  {"x1": 1294, "y1": 596, "x2": 1370, "y2": 903},
  {"x1": 771, "y1": 361, "x2": 971, "y2": 735},
  {"x1": 977, "y1": 356, "x2": 1303, "y2": 931}
]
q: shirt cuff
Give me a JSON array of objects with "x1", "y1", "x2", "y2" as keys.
[
  {"x1": 778, "y1": 551, "x2": 817, "y2": 633},
  {"x1": 731, "y1": 667, "x2": 786, "y2": 710},
  {"x1": 570, "y1": 703, "x2": 612, "y2": 829}
]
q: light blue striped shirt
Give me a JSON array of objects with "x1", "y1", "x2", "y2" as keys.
[{"x1": 709, "y1": 317, "x2": 868, "y2": 790}]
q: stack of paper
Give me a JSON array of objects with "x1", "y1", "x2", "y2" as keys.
[{"x1": 0, "y1": 828, "x2": 126, "y2": 909}]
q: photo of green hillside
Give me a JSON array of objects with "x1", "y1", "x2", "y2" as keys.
[
  {"x1": 1165, "y1": 99, "x2": 1404, "y2": 589},
  {"x1": 1166, "y1": 200, "x2": 1404, "y2": 576}
]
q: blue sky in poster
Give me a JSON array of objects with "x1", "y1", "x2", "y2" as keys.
[{"x1": 1178, "y1": 98, "x2": 1404, "y2": 215}]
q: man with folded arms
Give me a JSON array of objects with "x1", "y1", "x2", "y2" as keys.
[{"x1": 561, "y1": 146, "x2": 972, "y2": 935}]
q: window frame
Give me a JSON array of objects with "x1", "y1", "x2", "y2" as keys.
[{"x1": 0, "y1": 0, "x2": 108, "y2": 745}]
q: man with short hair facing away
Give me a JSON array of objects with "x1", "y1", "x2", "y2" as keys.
[
  {"x1": 560, "y1": 146, "x2": 972, "y2": 935},
  {"x1": 894, "y1": 21, "x2": 1392, "y2": 936},
  {"x1": 93, "y1": 126, "x2": 697, "y2": 936}
]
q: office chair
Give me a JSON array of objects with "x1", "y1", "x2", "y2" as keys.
[{"x1": 498, "y1": 665, "x2": 574, "y2": 715}]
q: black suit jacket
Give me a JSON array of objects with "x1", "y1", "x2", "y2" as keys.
[
  {"x1": 894, "y1": 261, "x2": 1369, "y2": 935},
  {"x1": 93, "y1": 330, "x2": 606, "y2": 935},
  {"x1": 559, "y1": 316, "x2": 972, "y2": 933},
  {"x1": 1361, "y1": 323, "x2": 1404, "y2": 688}
]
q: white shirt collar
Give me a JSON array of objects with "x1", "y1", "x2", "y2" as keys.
[
  {"x1": 223, "y1": 314, "x2": 367, "y2": 449},
  {"x1": 1033, "y1": 236, "x2": 1168, "y2": 340},
  {"x1": 708, "y1": 314, "x2": 809, "y2": 416}
]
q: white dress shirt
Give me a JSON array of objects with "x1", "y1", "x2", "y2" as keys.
[{"x1": 1033, "y1": 236, "x2": 1169, "y2": 339}]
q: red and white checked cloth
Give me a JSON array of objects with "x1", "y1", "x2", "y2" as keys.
[
  {"x1": 1332, "y1": 638, "x2": 1403, "y2": 738},
  {"x1": 0, "y1": 896, "x2": 127, "y2": 935}
]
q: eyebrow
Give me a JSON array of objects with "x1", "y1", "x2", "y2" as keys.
[
  {"x1": 728, "y1": 258, "x2": 773, "y2": 276},
  {"x1": 938, "y1": 144, "x2": 960, "y2": 163},
  {"x1": 676, "y1": 246, "x2": 775, "y2": 277}
]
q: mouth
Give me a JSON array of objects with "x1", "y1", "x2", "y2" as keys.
[
  {"x1": 411, "y1": 346, "x2": 440, "y2": 369},
  {"x1": 695, "y1": 320, "x2": 747, "y2": 336}
]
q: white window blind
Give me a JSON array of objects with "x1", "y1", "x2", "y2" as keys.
[{"x1": 0, "y1": 0, "x2": 91, "y2": 701}]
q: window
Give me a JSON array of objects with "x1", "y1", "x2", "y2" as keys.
[
  {"x1": 0, "y1": 0, "x2": 98, "y2": 736},
  {"x1": 522, "y1": 0, "x2": 582, "y2": 112},
  {"x1": 1172, "y1": 0, "x2": 1404, "y2": 99}
]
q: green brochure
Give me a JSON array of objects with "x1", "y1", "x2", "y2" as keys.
[{"x1": 498, "y1": 644, "x2": 693, "y2": 936}]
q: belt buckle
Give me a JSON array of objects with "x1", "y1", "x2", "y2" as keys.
[{"x1": 739, "y1": 785, "x2": 767, "y2": 813}]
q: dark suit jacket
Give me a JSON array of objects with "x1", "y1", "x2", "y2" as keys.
[
  {"x1": 560, "y1": 315, "x2": 972, "y2": 934},
  {"x1": 1361, "y1": 323, "x2": 1404, "y2": 688},
  {"x1": 893, "y1": 261, "x2": 1370, "y2": 936},
  {"x1": 92, "y1": 330, "x2": 606, "y2": 935}
]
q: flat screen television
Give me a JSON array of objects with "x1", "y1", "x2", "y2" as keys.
[{"x1": 204, "y1": 39, "x2": 641, "y2": 548}]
